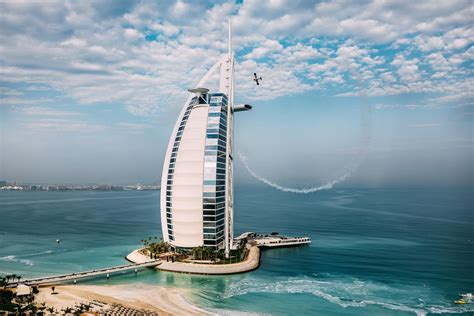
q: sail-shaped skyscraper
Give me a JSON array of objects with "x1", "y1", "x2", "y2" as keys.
[{"x1": 160, "y1": 21, "x2": 251, "y2": 258}]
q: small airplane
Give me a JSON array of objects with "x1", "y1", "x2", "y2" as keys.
[{"x1": 253, "y1": 73, "x2": 262, "y2": 85}]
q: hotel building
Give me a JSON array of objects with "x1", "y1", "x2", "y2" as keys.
[{"x1": 160, "y1": 22, "x2": 251, "y2": 257}]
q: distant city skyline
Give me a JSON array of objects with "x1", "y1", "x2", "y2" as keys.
[{"x1": 0, "y1": 0, "x2": 472, "y2": 189}]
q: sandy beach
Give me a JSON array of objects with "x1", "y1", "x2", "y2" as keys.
[{"x1": 35, "y1": 284, "x2": 213, "y2": 315}]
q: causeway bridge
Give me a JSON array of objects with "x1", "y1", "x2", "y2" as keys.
[{"x1": 8, "y1": 260, "x2": 161, "y2": 287}]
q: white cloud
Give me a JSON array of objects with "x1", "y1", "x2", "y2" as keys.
[
  {"x1": 150, "y1": 22, "x2": 180, "y2": 37},
  {"x1": 322, "y1": 74, "x2": 344, "y2": 84},
  {"x1": 0, "y1": 97, "x2": 54, "y2": 106},
  {"x1": 391, "y1": 54, "x2": 420, "y2": 82},
  {"x1": 244, "y1": 39, "x2": 283, "y2": 59},
  {"x1": 23, "y1": 119, "x2": 105, "y2": 133},
  {"x1": 380, "y1": 72, "x2": 397, "y2": 82},
  {"x1": 0, "y1": 0, "x2": 472, "y2": 118},
  {"x1": 415, "y1": 26, "x2": 473, "y2": 52},
  {"x1": 123, "y1": 28, "x2": 141, "y2": 40},
  {"x1": 16, "y1": 106, "x2": 79, "y2": 117},
  {"x1": 118, "y1": 122, "x2": 154, "y2": 130},
  {"x1": 412, "y1": 123, "x2": 442, "y2": 128}
]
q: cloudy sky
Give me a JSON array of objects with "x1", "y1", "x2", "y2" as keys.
[{"x1": 0, "y1": 0, "x2": 472, "y2": 187}]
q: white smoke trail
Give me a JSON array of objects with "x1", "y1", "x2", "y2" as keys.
[
  {"x1": 238, "y1": 152, "x2": 359, "y2": 194},
  {"x1": 238, "y1": 60, "x2": 372, "y2": 194}
]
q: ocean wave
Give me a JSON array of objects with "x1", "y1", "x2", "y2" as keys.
[
  {"x1": 0, "y1": 255, "x2": 34, "y2": 266},
  {"x1": 15, "y1": 250, "x2": 53, "y2": 257},
  {"x1": 1, "y1": 249, "x2": 67, "y2": 261},
  {"x1": 223, "y1": 275, "x2": 473, "y2": 315},
  {"x1": 208, "y1": 308, "x2": 270, "y2": 316}
]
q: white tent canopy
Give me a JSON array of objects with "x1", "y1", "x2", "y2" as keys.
[{"x1": 16, "y1": 284, "x2": 31, "y2": 296}]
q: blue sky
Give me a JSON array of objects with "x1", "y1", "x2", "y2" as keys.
[{"x1": 0, "y1": 0, "x2": 472, "y2": 187}]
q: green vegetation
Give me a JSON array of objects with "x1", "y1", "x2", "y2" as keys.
[
  {"x1": 0, "y1": 292, "x2": 87, "y2": 315},
  {"x1": 189, "y1": 247, "x2": 245, "y2": 263},
  {"x1": 1, "y1": 275, "x2": 93, "y2": 315},
  {"x1": 190, "y1": 246, "x2": 219, "y2": 261},
  {"x1": 0, "y1": 286, "x2": 19, "y2": 313},
  {"x1": 138, "y1": 237, "x2": 246, "y2": 264},
  {"x1": 1, "y1": 274, "x2": 32, "y2": 314},
  {"x1": 140, "y1": 236, "x2": 171, "y2": 258},
  {"x1": 217, "y1": 249, "x2": 245, "y2": 264}
]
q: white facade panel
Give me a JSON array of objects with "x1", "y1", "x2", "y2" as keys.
[
  {"x1": 171, "y1": 186, "x2": 202, "y2": 198},
  {"x1": 173, "y1": 232, "x2": 203, "y2": 247},
  {"x1": 170, "y1": 105, "x2": 209, "y2": 248},
  {"x1": 172, "y1": 174, "x2": 202, "y2": 186},
  {"x1": 172, "y1": 197, "x2": 203, "y2": 210},
  {"x1": 178, "y1": 141, "x2": 205, "y2": 151},
  {"x1": 175, "y1": 150, "x2": 204, "y2": 162},
  {"x1": 172, "y1": 162, "x2": 203, "y2": 174},
  {"x1": 172, "y1": 209, "x2": 203, "y2": 222}
]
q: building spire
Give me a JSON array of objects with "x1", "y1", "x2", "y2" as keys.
[
  {"x1": 220, "y1": 18, "x2": 233, "y2": 99},
  {"x1": 228, "y1": 18, "x2": 232, "y2": 58}
]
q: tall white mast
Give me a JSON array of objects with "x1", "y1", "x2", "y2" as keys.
[{"x1": 223, "y1": 18, "x2": 234, "y2": 259}]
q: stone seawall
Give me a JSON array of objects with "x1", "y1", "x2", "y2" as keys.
[
  {"x1": 158, "y1": 246, "x2": 260, "y2": 275},
  {"x1": 125, "y1": 248, "x2": 157, "y2": 264},
  {"x1": 126, "y1": 246, "x2": 260, "y2": 275}
]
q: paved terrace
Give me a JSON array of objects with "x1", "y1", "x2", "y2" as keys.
[{"x1": 7, "y1": 261, "x2": 161, "y2": 287}]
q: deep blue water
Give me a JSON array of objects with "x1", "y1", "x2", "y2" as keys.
[{"x1": 0, "y1": 186, "x2": 472, "y2": 315}]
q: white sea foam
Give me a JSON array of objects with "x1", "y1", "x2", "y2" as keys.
[
  {"x1": 223, "y1": 275, "x2": 473, "y2": 315},
  {"x1": 16, "y1": 250, "x2": 53, "y2": 257},
  {"x1": 208, "y1": 308, "x2": 270, "y2": 316},
  {"x1": 0, "y1": 255, "x2": 34, "y2": 266}
]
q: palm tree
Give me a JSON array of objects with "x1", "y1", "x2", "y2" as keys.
[
  {"x1": 1, "y1": 276, "x2": 7, "y2": 290},
  {"x1": 38, "y1": 302, "x2": 46, "y2": 312},
  {"x1": 16, "y1": 275, "x2": 21, "y2": 283},
  {"x1": 191, "y1": 247, "x2": 200, "y2": 260},
  {"x1": 203, "y1": 247, "x2": 208, "y2": 260},
  {"x1": 198, "y1": 246, "x2": 205, "y2": 260},
  {"x1": 206, "y1": 247, "x2": 214, "y2": 260}
]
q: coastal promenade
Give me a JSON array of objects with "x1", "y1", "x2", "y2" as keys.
[
  {"x1": 8, "y1": 261, "x2": 161, "y2": 287},
  {"x1": 126, "y1": 245, "x2": 261, "y2": 275}
]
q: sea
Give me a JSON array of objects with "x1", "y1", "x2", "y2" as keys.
[{"x1": 0, "y1": 186, "x2": 472, "y2": 315}]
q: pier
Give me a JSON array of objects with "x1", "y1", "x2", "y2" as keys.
[
  {"x1": 235, "y1": 232, "x2": 311, "y2": 248},
  {"x1": 8, "y1": 261, "x2": 161, "y2": 287}
]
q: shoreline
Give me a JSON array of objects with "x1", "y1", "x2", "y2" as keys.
[{"x1": 35, "y1": 284, "x2": 213, "y2": 316}]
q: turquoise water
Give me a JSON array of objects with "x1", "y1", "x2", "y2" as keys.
[{"x1": 0, "y1": 187, "x2": 472, "y2": 315}]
